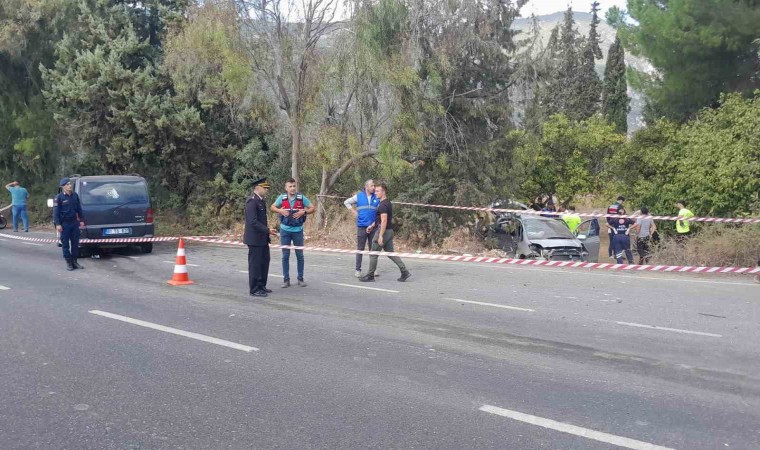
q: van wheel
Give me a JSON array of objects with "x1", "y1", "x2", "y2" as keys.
[{"x1": 141, "y1": 243, "x2": 153, "y2": 254}]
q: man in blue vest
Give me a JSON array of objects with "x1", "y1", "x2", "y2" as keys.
[
  {"x1": 271, "y1": 178, "x2": 315, "y2": 288},
  {"x1": 344, "y1": 179, "x2": 381, "y2": 278}
]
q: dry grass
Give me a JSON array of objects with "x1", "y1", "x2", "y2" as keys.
[{"x1": 650, "y1": 225, "x2": 760, "y2": 267}]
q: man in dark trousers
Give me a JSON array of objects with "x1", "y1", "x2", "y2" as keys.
[
  {"x1": 606, "y1": 196, "x2": 625, "y2": 258},
  {"x1": 53, "y1": 177, "x2": 85, "y2": 271},
  {"x1": 607, "y1": 206, "x2": 635, "y2": 264},
  {"x1": 359, "y1": 181, "x2": 411, "y2": 283},
  {"x1": 244, "y1": 178, "x2": 277, "y2": 297}
]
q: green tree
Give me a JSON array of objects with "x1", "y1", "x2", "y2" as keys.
[
  {"x1": 541, "y1": 7, "x2": 601, "y2": 121},
  {"x1": 41, "y1": 0, "x2": 205, "y2": 206},
  {"x1": 0, "y1": 0, "x2": 76, "y2": 186},
  {"x1": 164, "y1": 1, "x2": 279, "y2": 222},
  {"x1": 615, "y1": 0, "x2": 760, "y2": 122},
  {"x1": 512, "y1": 114, "x2": 625, "y2": 206},
  {"x1": 602, "y1": 35, "x2": 629, "y2": 133},
  {"x1": 608, "y1": 92, "x2": 760, "y2": 217},
  {"x1": 588, "y1": 1, "x2": 603, "y2": 60}
]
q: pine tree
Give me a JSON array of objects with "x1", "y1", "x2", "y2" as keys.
[
  {"x1": 602, "y1": 35, "x2": 629, "y2": 133},
  {"x1": 618, "y1": 0, "x2": 760, "y2": 121}
]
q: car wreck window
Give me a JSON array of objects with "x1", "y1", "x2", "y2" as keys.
[{"x1": 523, "y1": 218, "x2": 575, "y2": 239}]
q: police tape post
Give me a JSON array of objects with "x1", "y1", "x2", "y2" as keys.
[
  {"x1": 317, "y1": 195, "x2": 760, "y2": 224},
  {"x1": 2, "y1": 232, "x2": 758, "y2": 276}
]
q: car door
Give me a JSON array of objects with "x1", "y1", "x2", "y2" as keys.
[
  {"x1": 497, "y1": 217, "x2": 520, "y2": 257},
  {"x1": 575, "y1": 219, "x2": 600, "y2": 262}
]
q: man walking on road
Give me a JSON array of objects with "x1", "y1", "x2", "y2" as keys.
[
  {"x1": 53, "y1": 178, "x2": 84, "y2": 271},
  {"x1": 360, "y1": 182, "x2": 411, "y2": 283},
  {"x1": 271, "y1": 179, "x2": 315, "y2": 288},
  {"x1": 344, "y1": 179, "x2": 381, "y2": 278},
  {"x1": 5, "y1": 181, "x2": 29, "y2": 232},
  {"x1": 244, "y1": 178, "x2": 277, "y2": 298}
]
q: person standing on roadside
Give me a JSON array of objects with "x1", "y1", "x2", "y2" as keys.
[
  {"x1": 244, "y1": 178, "x2": 278, "y2": 298},
  {"x1": 360, "y1": 182, "x2": 411, "y2": 283},
  {"x1": 632, "y1": 206, "x2": 657, "y2": 264},
  {"x1": 271, "y1": 178, "x2": 315, "y2": 288},
  {"x1": 607, "y1": 207, "x2": 635, "y2": 264},
  {"x1": 344, "y1": 179, "x2": 381, "y2": 278},
  {"x1": 606, "y1": 196, "x2": 625, "y2": 258},
  {"x1": 5, "y1": 181, "x2": 29, "y2": 232},
  {"x1": 53, "y1": 178, "x2": 84, "y2": 271},
  {"x1": 675, "y1": 200, "x2": 694, "y2": 243},
  {"x1": 561, "y1": 205, "x2": 581, "y2": 233}
]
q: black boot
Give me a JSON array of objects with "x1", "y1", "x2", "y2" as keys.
[
  {"x1": 397, "y1": 271, "x2": 411, "y2": 282},
  {"x1": 66, "y1": 259, "x2": 75, "y2": 271},
  {"x1": 72, "y1": 259, "x2": 84, "y2": 270}
]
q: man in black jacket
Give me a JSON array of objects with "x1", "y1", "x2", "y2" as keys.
[{"x1": 244, "y1": 178, "x2": 277, "y2": 297}]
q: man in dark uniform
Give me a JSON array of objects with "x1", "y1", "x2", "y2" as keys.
[
  {"x1": 53, "y1": 177, "x2": 85, "y2": 271},
  {"x1": 244, "y1": 178, "x2": 277, "y2": 297},
  {"x1": 607, "y1": 207, "x2": 635, "y2": 264},
  {"x1": 606, "y1": 196, "x2": 625, "y2": 258}
]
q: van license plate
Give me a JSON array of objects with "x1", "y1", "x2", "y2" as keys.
[{"x1": 104, "y1": 228, "x2": 131, "y2": 236}]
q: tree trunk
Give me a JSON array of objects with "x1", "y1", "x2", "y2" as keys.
[
  {"x1": 314, "y1": 167, "x2": 329, "y2": 231},
  {"x1": 291, "y1": 124, "x2": 301, "y2": 183}
]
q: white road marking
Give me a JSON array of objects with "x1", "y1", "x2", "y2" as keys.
[
  {"x1": 88, "y1": 310, "x2": 259, "y2": 352},
  {"x1": 446, "y1": 298, "x2": 535, "y2": 312},
  {"x1": 237, "y1": 269, "x2": 283, "y2": 277},
  {"x1": 325, "y1": 282, "x2": 399, "y2": 293},
  {"x1": 163, "y1": 260, "x2": 199, "y2": 267},
  {"x1": 0, "y1": 285, "x2": 10, "y2": 290},
  {"x1": 20, "y1": 242, "x2": 43, "y2": 246},
  {"x1": 479, "y1": 404, "x2": 675, "y2": 450},
  {"x1": 610, "y1": 320, "x2": 722, "y2": 338}
]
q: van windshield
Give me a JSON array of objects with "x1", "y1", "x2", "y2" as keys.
[
  {"x1": 80, "y1": 180, "x2": 149, "y2": 206},
  {"x1": 523, "y1": 217, "x2": 575, "y2": 240}
]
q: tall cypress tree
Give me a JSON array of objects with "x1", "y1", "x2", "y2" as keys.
[
  {"x1": 541, "y1": 7, "x2": 601, "y2": 121},
  {"x1": 588, "y1": 1, "x2": 603, "y2": 60},
  {"x1": 602, "y1": 35, "x2": 630, "y2": 133}
]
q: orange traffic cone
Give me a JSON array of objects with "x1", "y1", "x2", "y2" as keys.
[{"x1": 167, "y1": 238, "x2": 194, "y2": 286}]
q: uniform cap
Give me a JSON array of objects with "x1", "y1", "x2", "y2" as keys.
[
  {"x1": 252, "y1": 177, "x2": 271, "y2": 188},
  {"x1": 59, "y1": 177, "x2": 71, "y2": 187}
]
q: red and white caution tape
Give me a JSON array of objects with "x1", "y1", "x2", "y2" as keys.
[
  {"x1": 0, "y1": 233, "x2": 178, "y2": 244},
  {"x1": 4, "y1": 232, "x2": 757, "y2": 275},
  {"x1": 183, "y1": 236, "x2": 760, "y2": 275},
  {"x1": 317, "y1": 195, "x2": 760, "y2": 224}
]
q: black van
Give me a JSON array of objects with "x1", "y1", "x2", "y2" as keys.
[{"x1": 51, "y1": 175, "x2": 155, "y2": 254}]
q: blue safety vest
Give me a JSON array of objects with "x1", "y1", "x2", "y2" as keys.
[{"x1": 356, "y1": 191, "x2": 380, "y2": 227}]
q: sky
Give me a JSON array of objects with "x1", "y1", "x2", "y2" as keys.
[{"x1": 519, "y1": 0, "x2": 628, "y2": 17}]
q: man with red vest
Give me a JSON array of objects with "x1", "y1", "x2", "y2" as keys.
[
  {"x1": 271, "y1": 178, "x2": 315, "y2": 288},
  {"x1": 344, "y1": 179, "x2": 381, "y2": 278}
]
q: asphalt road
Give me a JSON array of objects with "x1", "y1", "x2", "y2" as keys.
[{"x1": 1, "y1": 231, "x2": 759, "y2": 449}]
